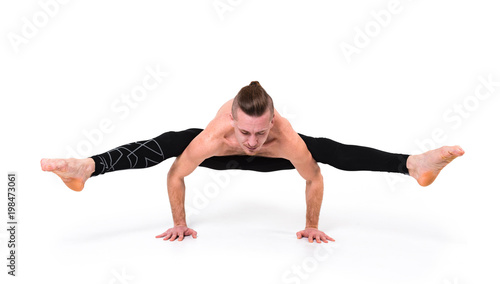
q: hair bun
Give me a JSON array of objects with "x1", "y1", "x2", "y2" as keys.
[{"x1": 250, "y1": 81, "x2": 261, "y2": 87}]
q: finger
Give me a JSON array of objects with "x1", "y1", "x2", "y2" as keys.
[
  {"x1": 316, "y1": 235, "x2": 321, "y2": 243},
  {"x1": 155, "y1": 232, "x2": 166, "y2": 238},
  {"x1": 190, "y1": 229, "x2": 198, "y2": 239},
  {"x1": 163, "y1": 231, "x2": 173, "y2": 239},
  {"x1": 320, "y1": 235, "x2": 328, "y2": 243},
  {"x1": 308, "y1": 235, "x2": 313, "y2": 243},
  {"x1": 178, "y1": 233, "x2": 184, "y2": 241},
  {"x1": 297, "y1": 232, "x2": 302, "y2": 239},
  {"x1": 162, "y1": 231, "x2": 173, "y2": 241},
  {"x1": 156, "y1": 230, "x2": 171, "y2": 238},
  {"x1": 326, "y1": 235, "x2": 335, "y2": 242},
  {"x1": 169, "y1": 232, "x2": 178, "y2": 241}
]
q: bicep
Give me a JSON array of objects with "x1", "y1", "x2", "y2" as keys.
[{"x1": 288, "y1": 136, "x2": 321, "y2": 182}]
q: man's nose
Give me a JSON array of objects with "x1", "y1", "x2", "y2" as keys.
[{"x1": 248, "y1": 135, "x2": 258, "y2": 147}]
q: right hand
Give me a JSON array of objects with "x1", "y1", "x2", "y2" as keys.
[{"x1": 155, "y1": 225, "x2": 198, "y2": 241}]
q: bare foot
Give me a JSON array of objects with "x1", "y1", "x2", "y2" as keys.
[
  {"x1": 407, "y1": 146, "x2": 465, "y2": 187},
  {"x1": 40, "y1": 158, "x2": 95, "y2": 191}
]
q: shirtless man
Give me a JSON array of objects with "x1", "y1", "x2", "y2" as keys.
[{"x1": 41, "y1": 81, "x2": 465, "y2": 243}]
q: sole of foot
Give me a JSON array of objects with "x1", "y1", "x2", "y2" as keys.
[
  {"x1": 40, "y1": 158, "x2": 88, "y2": 192},
  {"x1": 413, "y1": 145, "x2": 465, "y2": 187}
]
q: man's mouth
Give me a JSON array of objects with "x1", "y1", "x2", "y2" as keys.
[{"x1": 246, "y1": 146, "x2": 257, "y2": 151}]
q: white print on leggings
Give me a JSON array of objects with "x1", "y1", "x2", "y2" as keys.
[
  {"x1": 8, "y1": 0, "x2": 70, "y2": 54},
  {"x1": 65, "y1": 64, "x2": 169, "y2": 159}
]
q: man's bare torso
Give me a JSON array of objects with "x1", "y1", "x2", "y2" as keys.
[
  {"x1": 170, "y1": 98, "x2": 318, "y2": 184},
  {"x1": 202, "y1": 98, "x2": 297, "y2": 159}
]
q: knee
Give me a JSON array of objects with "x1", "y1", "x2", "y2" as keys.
[{"x1": 155, "y1": 129, "x2": 202, "y2": 157}]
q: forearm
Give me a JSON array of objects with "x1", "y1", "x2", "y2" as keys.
[
  {"x1": 305, "y1": 175, "x2": 324, "y2": 229},
  {"x1": 167, "y1": 175, "x2": 187, "y2": 226}
]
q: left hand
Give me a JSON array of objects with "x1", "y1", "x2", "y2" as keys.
[
  {"x1": 155, "y1": 225, "x2": 197, "y2": 241},
  {"x1": 296, "y1": 227, "x2": 335, "y2": 243}
]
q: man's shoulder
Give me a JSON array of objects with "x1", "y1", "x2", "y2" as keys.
[
  {"x1": 191, "y1": 114, "x2": 232, "y2": 156},
  {"x1": 205, "y1": 110, "x2": 232, "y2": 137},
  {"x1": 271, "y1": 115, "x2": 308, "y2": 159},
  {"x1": 216, "y1": 99, "x2": 234, "y2": 116},
  {"x1": 273, "y1": 113, "x2": 299, "y2": 142},
  {"x1": 182, "y1": 129, "x2": 224, "y2": 161}
]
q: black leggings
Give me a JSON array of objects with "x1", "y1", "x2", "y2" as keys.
[{"x1": 90, "y1": 128, "x2": 409, "y2": 177}]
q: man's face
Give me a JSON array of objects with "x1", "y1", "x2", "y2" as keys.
[{"x1": 231, "y1": 108, "x2": 274, "y2": 155}]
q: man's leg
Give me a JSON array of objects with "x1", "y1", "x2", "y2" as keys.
[
  {"x1": 298, "y1": 133, "x2": 464, "y2": 186},
  {"x1": 42, "y1": 128, "x2": 296, "y2": 191},
  {"x1": 90, "y1": 128, "x2": 202, "y2": 176},
  {"x1": 199, "y1": 155, "x2": 294, "y2": 172},
  {"x1": 41, "y1": 128, "x2": 204, "y2": 191},
  {"x1": 298, "y1": 134, "x2": 410, "y2": 173}
]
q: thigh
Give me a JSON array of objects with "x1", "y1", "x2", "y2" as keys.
[{"x1": 200, "y1": 155, "x2": 295, "y2": 172}]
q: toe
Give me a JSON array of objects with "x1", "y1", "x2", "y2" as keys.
[
  {"x1": 440, "y1": 146, "x2": 461, "y2": 161},
  {"x1": 454, "y1": 145, "x2": 465, "y2": 156},
  {"x1": 42, "y1": 160, "x2": 53, "y2": 171},
  {"x1": 443, "y1": 146, "x2": 464, "y2": 159},
  {"x1": 40, "y1": 159, "x2": 47, "y2": 170}
]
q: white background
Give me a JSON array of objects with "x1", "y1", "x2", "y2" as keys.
[{"x1": 1, "y1": 1, "x2": 499, "y2": 283}]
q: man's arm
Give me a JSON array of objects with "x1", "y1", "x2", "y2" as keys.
[
  {"x1": 155, "y1": 132, "x2": 217, "y2": 241},
  {"x1": 304, "y1": 169, "x2": 323, "y2": 229},
  {"x1": 286, "y1": 133, "x2": 335, "y2": 243}
]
